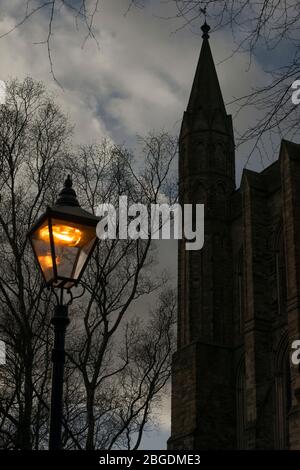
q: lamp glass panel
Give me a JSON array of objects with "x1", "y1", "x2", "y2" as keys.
[
  {"x1": 73, "y1": 238, "x2": 96, "y2": 280},
  {"x1": 50, "y1": 218, "x2": 96, "y2": 282},
  {"x1": 31, "y1": 219, "x2": 54, "y2": 282}
]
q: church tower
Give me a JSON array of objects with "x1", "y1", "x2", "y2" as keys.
[
  {"x1": 169, "y1": 20, "x2": 300, "y2": 450},
  {"x1": 168, "y1": 22, "x2": 236, "y2": 449}
]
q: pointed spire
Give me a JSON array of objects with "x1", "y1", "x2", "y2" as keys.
[
  {"x1": 187, "y1": 21, "x2": 227, "y2": 118},
  {"x1": 55, "y1": 175, "x2": 80, "y2": 207}
]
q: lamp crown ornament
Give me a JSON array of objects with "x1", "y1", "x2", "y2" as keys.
[
  {"x1": 55, "y1": 174, "x2": 80, "y2": 207},
  {"x1": 201, "y1": 21, "x2": 210, "y2": 39}
]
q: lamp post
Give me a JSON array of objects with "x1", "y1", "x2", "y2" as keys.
[{"x1": 28, "y1": 175, "x2": 99, "y2": 450}]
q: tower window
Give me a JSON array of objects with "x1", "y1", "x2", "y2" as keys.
[{"x1": 275, "y1": 229, "x2": 287, "y2": 316}]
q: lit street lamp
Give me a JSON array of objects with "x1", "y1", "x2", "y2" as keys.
[{"x1": 28, "y1": 175, "x2": 99, "y2": 450}]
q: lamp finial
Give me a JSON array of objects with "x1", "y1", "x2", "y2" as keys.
[{"x1": 55, "y1": 174, "x2": 80, "y2": 207}]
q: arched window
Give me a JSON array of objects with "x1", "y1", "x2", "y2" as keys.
[
  {"x1": 275, "y1": 227, "x2": 287, "y2": 316},
  {"x1": 190, "y1": 139, "x2": 206, "y2": 171},
  {"x1": 190, "y1": 180, "x2": 207, "y2": 221},
  {"x1": 275, "y1": 334, "x2": 291, "y2": 449},
  {"x1": 214, "y1": 182, "x2": 226, "y2": 216},
  {"x1": 212, "y1": 232, "x2": 226, "y2": 341},
  {"x1": 236, "y1": 357, "x2": 246, "y2": 448},
  {"x1": 236, "y1": 248, "x2": 244, "y2": 334},
  {"x1": 215, "y1": 141, "x2": 225, "y2": 171},
  {"x1": 193, "y1": 181, "x2": 206, "y2": 205},
  {"x1": 197, "y1": 141, "x2": 205, "y2": 158}
]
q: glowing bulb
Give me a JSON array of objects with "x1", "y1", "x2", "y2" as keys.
[
  {"x1": 38, "y1": 254, "x2": 60, "y2": 271},
  {"x1": 38, "y1": 255, "x2": 53, "y2": 269},
  {"x1": 40, "y1": 224, "x2": 82, "y2": 246}
]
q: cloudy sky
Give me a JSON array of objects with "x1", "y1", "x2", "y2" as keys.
[
  {"x1": 0, "y1": 0, "x2": 293, "y2": 449},
  {"x1": 0, "y1": 1, "x2": 271, "y2": 168}
]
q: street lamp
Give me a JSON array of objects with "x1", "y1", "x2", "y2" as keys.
[{"x1": 28, "y1": 175, "x2": 99, "y2": 450}]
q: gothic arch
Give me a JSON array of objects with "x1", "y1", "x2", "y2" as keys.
[
  {"x1": 274, "y1": 331, "x2": 291, "y2": 449},
  {"x1": 196, "y1": 140, "x2": 205, "y2": 157},
  {"x1": 211, "y1": 107, "x2": 226, "y2": 131},
  {"x1": 273, "y1": 222, "x2": 287, "y2": 316},
  {"x1": 191, "y1": 179, "x2": 207, "y2": 205},
  {"x1": 193, "y1": 106, "x2": 209, "y2": 132},
  {"x1": 190, "y1": 138, "x2": 207, "y2": 171},
  {"x1": 236, "y1": 354, "x2": 246, "y2": 449},
  {"x1": 213, "y1": 181, "x2": 227, "y2": 216},
  {"x1": 215, "y1": 141, "x2": 225, "y2": 172},
  {"x1": 234, "y1": 247, "x2": 244, "y2": 335}
]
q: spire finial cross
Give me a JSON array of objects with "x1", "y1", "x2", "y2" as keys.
[
  {"x1": 201, "y1": 20, "x2": 210, "y2": 40},
  {"x1": 200, "y1": 5, "x2": 210, "y2": 39}
]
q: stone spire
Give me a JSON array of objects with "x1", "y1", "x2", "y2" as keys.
[{"x1": 187, "y1": 21, "x2": 227, "y2": 119}]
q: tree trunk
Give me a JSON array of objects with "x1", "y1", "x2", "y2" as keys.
[{"x1": 85, "y1": 388, "x2": 95, "y2": 450}]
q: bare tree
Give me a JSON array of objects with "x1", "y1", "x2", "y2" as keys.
[
  {"x1": 58, "y1": 135, "x2": 177, "y2": 449},
  {"x1": 0, "y1": 77, "x2": 71, "y2": 448},
  {"x1": 0, "y1": 77, "x2": 177, "y2": 449},
  {"x1": 0, "y1": 1, "x2": 101, "y2": 83},
  {"x1": 63, "y1": 289, "x2": 176, "y2": 450}
]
